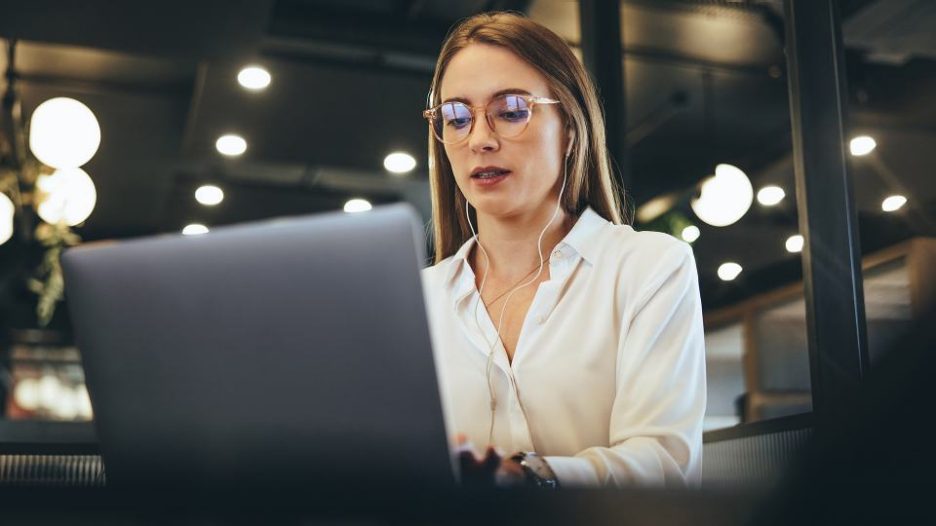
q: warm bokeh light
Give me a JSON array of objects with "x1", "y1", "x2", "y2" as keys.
[
  {"x1": 383, "y1": 152, "x2": 417, "y2": 174},
  {"x1": 717, "y1": 262, "x2": 743, "y2": 281},
  {"x1": 681, "y1": 225, "x2": 700, "y2": 243},
  {"x1": 216, "y1": 134, "x2": 247, "y2": 156},
  {"x1": 690, "y1": 164, "x2": 753, "y2": 227},
  {"x1": 0, "y1": 193, "x2": 15, "y2": 245},
  {"x1": 881, "y1": 195, "x2": 907, "y2": 212},
  {"x1": 195, "y1": 185, "x2": 224, "y2": 206},
  {"x1": 757, "y1": 185, "x2": 785, "y2": 206},
  {"x1": 35, "y1": 168, "x2": 97, "y2": 226},
  {"x1": 344, "y1": 198, "x2": 372, "y2": 213},
  {"x1": 849, "y1": 136, "x2": 876, "y2": 156},
  {"x1": 183, "y1": 223, "x2": 209, "y2": 235},
  {"x1": 29, "y1": 97, "x2": 101, "y2": 169},
  {"x1": 785, "y1": 234, "x2": 804, "y2": 253},
  {"x1": 237, "y1": 66, "x2": 271, "y2": 91}
]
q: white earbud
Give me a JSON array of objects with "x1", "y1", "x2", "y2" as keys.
[{"x1": 466, "y1": 159, "x2": 570, "y2": 448}]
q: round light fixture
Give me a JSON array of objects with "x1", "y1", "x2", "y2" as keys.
[
  {"x1": 757, "y1": 185, "x2": 785, "y2": 206},
  {"x1": 216, "y1": 134, "x2": 247, "y2": 156},
  {"x1": 690, "y1": 164, "x2": 753, "y2": 227},
  {"x1": 183, "y1": 224, "x2": 209, "y2": 235},
  {"x1": 35, "y1": 168, "x2": 97, "y2": 226},
  {"x1": 717, "y1": 262, "x2": 743, "y2": 281},
  {"x1": 785, "y1": 234, "x2": 804, "y2": 253},
  {"x1": 881, "y1": 195, "x2": 907, "y2": 212},
  {"x1": 849, "y1": 136, "x2": 876, "y2": 156},
  {"x1": 681, "y1": 225, "x2": 700, "y2": 243},
  {"x1": 344, "y1": 198, "x2": 372, "y2": 213},
  {"x1": 195, "y1": 184, "x2": 224, "y2": 206},
  {"x1": 237, "y1": 66, "x2": 271, "y2": 91},
  {"x1": 1, "y1": 193, "x2": 15, "y2": 245},
  {"x1": 29, "y1": 97, "x2": 101, "y2": 169},
  {"x1": 383, "y1": 152, "x2": 417, "y2": 174}
]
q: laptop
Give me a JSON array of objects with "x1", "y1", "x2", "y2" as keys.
[{"x1": 61, "y1": 203, "x2": 455, "y2": 494}]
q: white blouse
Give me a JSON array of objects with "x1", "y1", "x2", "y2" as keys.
[{"x1": 421, "y1": 207, "x2": 706, "y2": 488}]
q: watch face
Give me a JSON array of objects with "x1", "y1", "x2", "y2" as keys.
[{"x1": 519, "y1": 454, "x2": 559, "y2": 488}]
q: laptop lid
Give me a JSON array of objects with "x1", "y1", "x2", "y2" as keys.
[{"x1": 61, "y1": 203, "x2": 454, "y2": 492}]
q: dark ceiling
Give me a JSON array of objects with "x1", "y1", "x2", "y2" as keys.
[{"x1": 1, "y1": 0, "x2": 935, "y2": 314}]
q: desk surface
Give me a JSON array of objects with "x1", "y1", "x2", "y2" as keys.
[{"x1": 0, "y1": 486, "x2": 760, "y2": 525}]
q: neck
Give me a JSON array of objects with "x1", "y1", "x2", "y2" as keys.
[{"x1": 470, "y1": 201, "x2": 573, "y2": 281}]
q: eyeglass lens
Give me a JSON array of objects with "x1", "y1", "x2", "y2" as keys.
[{"x1": 433, "y1": 94, "x2": 532, "y2": 143}]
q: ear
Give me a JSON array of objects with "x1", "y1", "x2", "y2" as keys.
[{"x1": 565, "y1": 128, "x2": 576, "y2": 158}]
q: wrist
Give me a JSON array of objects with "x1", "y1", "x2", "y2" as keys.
[{"x1": 510, "y1": 451, "x2": 560, "y2": 489}]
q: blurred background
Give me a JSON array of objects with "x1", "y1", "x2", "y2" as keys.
[{"x1": 0, "y1": 0, "x2": 934, "y2": 437}]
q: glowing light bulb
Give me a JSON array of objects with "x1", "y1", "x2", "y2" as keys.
[
  {"x1": 849, "y1": 136, "x2": 876, "y2": 156},
  {"x1": 237, "y1": 66, "x2": 271, "y2": 90},
  {"x1": 690, "y1": 164, "x2": 753, "y2": 227},
  {"x1": 718, "y1": 262, "x2": 743, "y2": 281},
  {"x1": 29, "y1": 97, "x2": 101, "y2": 169},
  {"x1": 35, "y1": 168, "x2": 97, "y2": 226},
  {"x1": 786, "y1": 234, "x2": 804, "y2": 253},
  {"x1": 183, "y1": 224, "x2": 209, "y2": 235},
  {"x1": 757, "y1": 185, "x2": 785, "y2": 206},
  {"x1": 881, "y1": 195, "x2": 906, "y2": 212},
  {"x1": 681, "y1": 225, "x2": 700, "y2": 243},
  {"x1": 344, "y1": 198, "x2": 372, "y2": 213},
  {"x1": 383, "y1": 152, "x2": 417, "y2": 174},
  {"x1": 216, "y1": 134, "x2": 247, "y2": 156},
  {"x1": 195, "y1": 185, "x2": 224, "y2": 206}
]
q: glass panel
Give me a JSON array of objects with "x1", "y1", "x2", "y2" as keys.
[{"x1": 703, "y1": 323, "x2": 744, "y2": 431}]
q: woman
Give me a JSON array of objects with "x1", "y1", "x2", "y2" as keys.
[{"x1": 420, "y1": 12, "x2": 706, "y2": 488}]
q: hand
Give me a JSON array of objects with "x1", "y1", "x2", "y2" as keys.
[{"x1": 454, "y1": 434, "x2": 526, "y2": 488}]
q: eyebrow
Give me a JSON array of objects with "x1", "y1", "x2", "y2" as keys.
[{"x1": 442, "y1": 88, "x2": 533, "y2": 104}]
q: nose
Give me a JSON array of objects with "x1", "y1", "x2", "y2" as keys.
[{"x1": 467, "y1": 108, "x2": 499, "y2": 154}]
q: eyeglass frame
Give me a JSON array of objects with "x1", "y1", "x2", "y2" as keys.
[{"x1": 422, "y1": 94, "x2": 561, "y2": 145}]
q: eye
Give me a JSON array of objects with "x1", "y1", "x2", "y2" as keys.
[
  {"x1": 441, "y1": 103, "x2": 472, "y2": 129},
  {"x1": 497, "y1": 109, "x2": 530, "y2": 122},
  {"x1": 492, "y1": 95, "x2": 531, "y2": 122},
  {"x1": 445, "y1": 117, "x2": 472, "y2": 129}
]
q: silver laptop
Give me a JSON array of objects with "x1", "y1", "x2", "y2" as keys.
[{"x1": 61, "y1": 203, "x2": 454, "y2": 493}]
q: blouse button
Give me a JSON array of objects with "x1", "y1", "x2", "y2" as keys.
[{"x1": 536, "y1": 314, "x2": 547, "y2": 324}]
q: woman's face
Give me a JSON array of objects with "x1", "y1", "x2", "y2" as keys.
[{"x1": 439, "y1": 43, "x2": 567, "y2": 220}]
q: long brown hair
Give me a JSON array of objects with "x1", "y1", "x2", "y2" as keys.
[{"x1": 426, "y1": 11, "x2": 625, "y2": 264}]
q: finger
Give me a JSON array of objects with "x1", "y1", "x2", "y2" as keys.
[
  {"x1": 454, "y1": 440, "x2": 479, "y2": 461},
  {"x1": 482, "y1": 447, "x2": 501, "y2": 471}
]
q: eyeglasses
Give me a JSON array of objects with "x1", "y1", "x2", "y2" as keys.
[{"x1": 423, "y1": 93, "x2": 560, "y2": 145}]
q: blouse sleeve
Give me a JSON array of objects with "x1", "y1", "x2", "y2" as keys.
[{"x1": 544, "y1": 242, "x2": 707, "y2": 487}]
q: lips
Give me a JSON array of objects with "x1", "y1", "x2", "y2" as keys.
[{"x1": 471, "y1": 165, "x2": 512, "y2": 179}]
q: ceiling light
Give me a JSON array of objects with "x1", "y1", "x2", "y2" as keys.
[
  {"x1": 690, "y1": 163, "x2": 753, "y2": 227},
  {"x1": 681, "y1": 225, "x2": 700, "y2": 243},
  {"x1": 216, "y1": 134, "x2": 247, "y2": 156},
  {"x1": 383, "y1": 152, "x2": 417, "y2": 174},
  {"x1": 195, "y1": 185, "x2": 224, "y2": 206},
  {"x1": 35, "y1": 168, "x2": 97, "y2": 226},
  {"x1": 785, "y1": 234, "x2": 804, "y2": 253},
  {"x1": 717, "y1": 262, "x2": 743, "y2": 281},
  {"x1": 757, "y1": 185, "x2": 785, "y2": 206},
  {"x1": 1, "y1": 193, "x2": 15, "y2": 245},
  {"x1": 183, "y1": 224, "x2": 209, "y2": 235},
  {"x1": 344, "y1": 198, "x2": 372, "y2": 213},
  {"x1": 881, "y1": 195, "x2": 906, "y2": 212},
  {"x1": 237, "y1": 66, "x2": 271, "y2": 91},
  {"x1": 29, "y1": 97, "x2": 101, "y2": 169},
  {"x1": 849, "y1": 136, "x2": 876, "y2": 156}
]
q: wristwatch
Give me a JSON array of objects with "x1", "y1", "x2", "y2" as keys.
[{"x1": 511, "y1": 452, "x2": 560, "y2": 489}]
